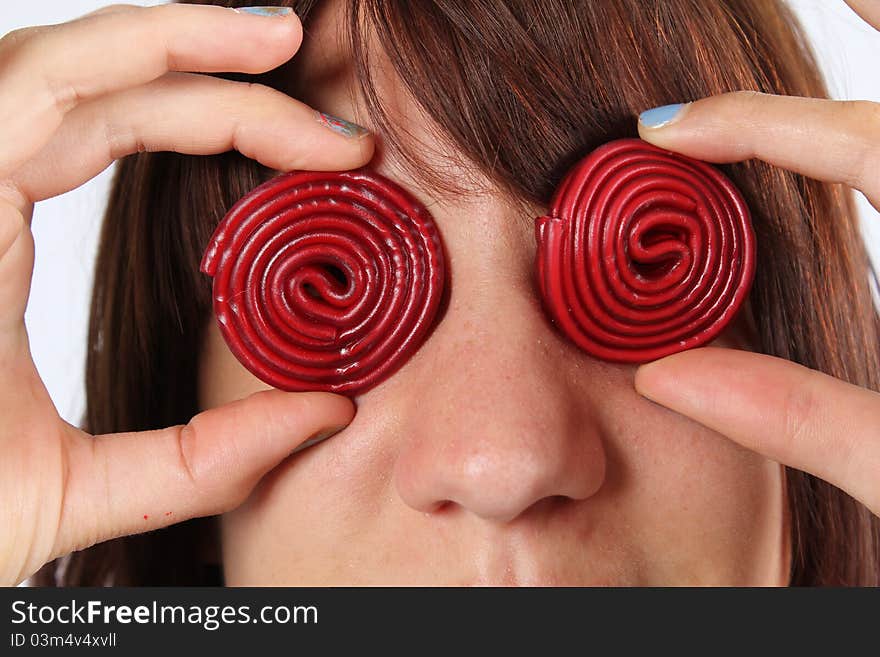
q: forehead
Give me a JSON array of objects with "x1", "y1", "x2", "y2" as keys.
[{"x1": 289, "y1": 0, "x2": 494, "y2": 198}]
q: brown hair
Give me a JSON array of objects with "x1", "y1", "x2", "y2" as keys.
[{"x1": 36, "y1": 0, "x2": 880, "y2": 585}]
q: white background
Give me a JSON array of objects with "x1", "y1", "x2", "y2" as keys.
[{"x1": 1, "y1": 1, "x2": 879, "y2": 425}]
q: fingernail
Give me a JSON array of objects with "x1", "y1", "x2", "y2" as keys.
[
  {"x1": 233, "y1": 6, "x2": 294, "y2": 17},
  {"x1": 639, "y1": 103, "x2": 687, "y2": 129},
  {"x1": 315, "y1": 111, "x2": 370, "y2": 139},
  {"x1": 292, "y1": 425, "x2": 347, "y2": 454}
]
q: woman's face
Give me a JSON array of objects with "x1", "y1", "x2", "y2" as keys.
[{"x1": 199, "y1": 0, "x2": 789, "y2": 585}]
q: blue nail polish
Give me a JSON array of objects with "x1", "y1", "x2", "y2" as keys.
[
  {"x1": 639, "y1": 103, "x2": 685, "y2": 128},
  {"x1": 234, "y1": 6, "x2": 293, "y2": 17},
  {"x1": 315, "y1": 111, "x2": 370, "y2": 139}
]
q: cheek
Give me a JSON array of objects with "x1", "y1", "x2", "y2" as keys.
[
  {"x1": 198, "y1": 316, "x2": 273, "y2": 408},
  {"x1": 219, "y1": 382, "x2": 408, "y2": 584},
  {"x1": 586, "y1": 325, "x2": 786, "y2": 583},
  {"x1": 599, "y1": 387, "x2": 787, "y2": 584}
]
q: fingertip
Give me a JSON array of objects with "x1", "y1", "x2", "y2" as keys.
[
  {"x1": 256, "y1": 8, "x2": 304, "y2": 57},
  {"x1": 152, "y1": 3, "x2": 303, "y2": 73},
  {"x1": 636, "y1": 122, "x2": 670, "y2": 147},
  {"x1": 276, "y1": 118, "x2": 376, "y2": 172},
  {"x1": 290, "y1": 12, "x2": 305, "y2": 54},
  {"x1": 636, "y1": 102, "x2": 696, "y2": 151},
  {"x1": 304, "y1": 389, "x2": 358, "y2": 424},
  {"x1": 342, "y1": 131, "x2": 377, "y2": 170},
  {"x1": 257, "y1": 388, "x2": 356, "y2": 429},
  {"x1": 634, "y1": 349, "x2": 715, "y2": 402},
  {"x1": 636, "y1": 122, "x2": 674, "y2": 150},
  {"x1": 322, "y1": 125, "x2": 377, "y2": 170},
  {"x1": 256, "y1": 390, "x2": 356, "y2": 454},
  {"x1": 633, "y1": 357, "x2": 669, "y2": 400},
  {"x1": 355, "y1": 130, "x2": 377, "y2": 162},
  {"x1": 237, "y1": 10, "x2": 304, "y2": 72}
]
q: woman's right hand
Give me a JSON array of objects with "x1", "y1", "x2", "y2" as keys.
[{"x1": 0, "y1": 3, "x2": 373, "y2": 586}]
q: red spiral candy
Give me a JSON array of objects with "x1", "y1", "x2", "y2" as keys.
[
  {"x1": 201, "y1": 169, "x2": 446, "y2": 395},
  {"x1": 535, "y1": 138, "x2": 755, "y2": 363}
]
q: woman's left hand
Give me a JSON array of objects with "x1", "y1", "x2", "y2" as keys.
[
  {"x1": 635, "y1": 348, "x2": 880, "y2": 517},
  {"x1": 633, "y1": 0, "x2": 880, "y2": 518}
]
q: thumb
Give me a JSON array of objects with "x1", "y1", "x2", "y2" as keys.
[{"x1": 51, "y1": 389, "x2": 354, "y2": 562}]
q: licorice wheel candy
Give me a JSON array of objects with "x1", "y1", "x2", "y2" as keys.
[
  {"x1": 535, "y1": 138, "x2": 755, "y2": 363},
  {"x1": 201, "y1": 169, "x2": 446, "y2": 395}
]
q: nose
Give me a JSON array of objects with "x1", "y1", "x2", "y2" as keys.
[{"x1": 392, "y1": 271, "x2": 608, "y2": 524}]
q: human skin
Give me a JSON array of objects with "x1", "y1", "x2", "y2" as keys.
[
  {"x1": 4, "y1": 1, "x2": 877, "y2": 587},
  {"x1": 205, "y1": 0, "x2": 789, "y2": 585}
]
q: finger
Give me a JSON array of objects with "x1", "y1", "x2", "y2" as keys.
[
  {"x1": 52, "y1": 389, "x2": 356, "y2": 559},
  {"x1": 0, "y1": 3, "x2": 302, "y2": 176},
  {"x1": 12, "y1": 72, "x2": 374, "y2": 204},
  {"x1": 636, "y1": 92, "x2": 880, "y2": 210},
  {"x1": 0, "y1": 198, "x2": 33, "y2": 338},
  {"x1": 0, "y1": 73, "x2": 371, "y2": 346},
  {"x1": 845, "y1": 0, "x2": 880, "y2": 29},
  {"x1": 634, "y1": 347, "x2": 880, "y2": 516}
]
